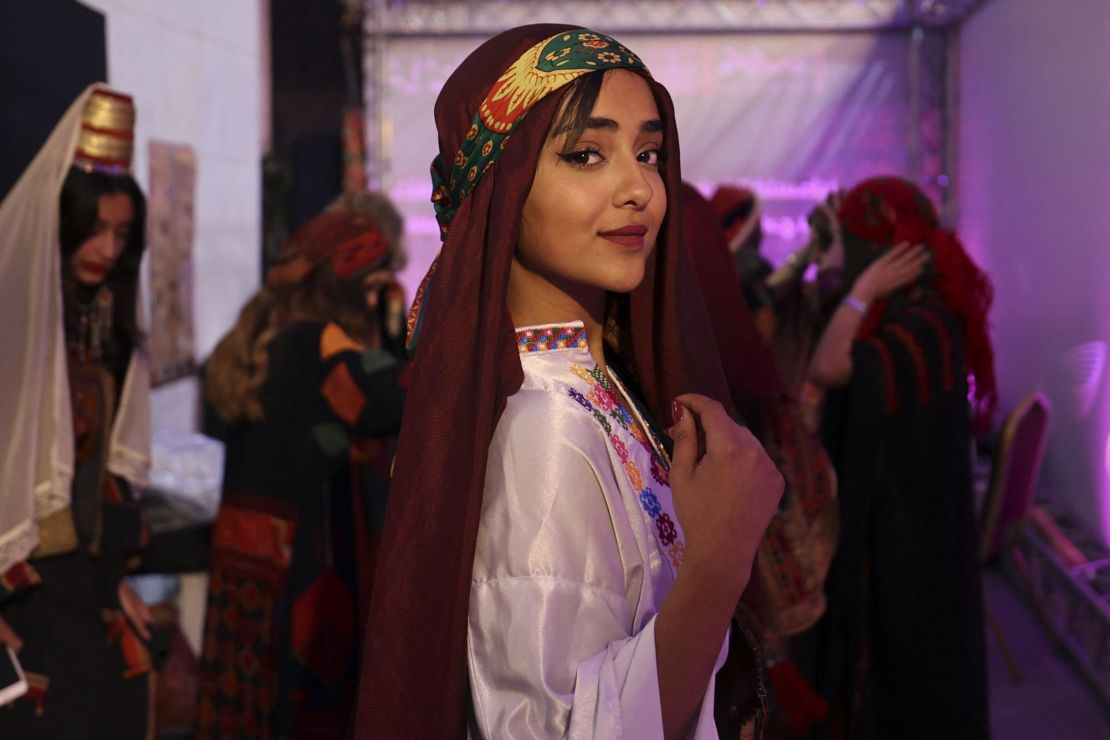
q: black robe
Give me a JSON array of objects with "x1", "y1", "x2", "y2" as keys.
[
  {"x1": 1, "y1": 352, "x2": 150, "y2": 739},
  {"x1": 815, "y1": 292, "x2": 989, "y2": 739}
]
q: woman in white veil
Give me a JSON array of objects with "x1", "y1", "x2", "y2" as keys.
[{"x1": 0, "y1": 84, "x2": 154, "y2": 736}]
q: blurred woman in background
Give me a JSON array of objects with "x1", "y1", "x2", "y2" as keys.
[
  {"x1": 199, "y1": 209, "x2": 407, "y2": 738},
  {"x1": 809, "y1": 176, "x2": 994, "y2": 740}
]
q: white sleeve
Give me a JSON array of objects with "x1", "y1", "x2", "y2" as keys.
[
  {"x1": 469, "y1": 577, "x2": 667, "y2": 739},
  {"x1": 467, "y1": 391, "x2": 723, "y2": 739}
]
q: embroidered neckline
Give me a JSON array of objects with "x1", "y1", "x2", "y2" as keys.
[
  {"x1": 566, "y1": 362, "x2": 685, "y2": 571},
  {"x1": 516, "y1": 323, "x2": 589, "y2": 354}
]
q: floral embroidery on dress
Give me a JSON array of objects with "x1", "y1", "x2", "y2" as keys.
[
  {"x1": 592, "y1": 409, "x2": 612, "y2": 434},
  {"x1": 566, "y1": 360, "x2": 683, "y2": 570},
  {"x1": 572, "y1": 364, "x2": 654, "y2": 456},
  {"x1": 568, "y1": 388, "x2": 591, "y2": 410},
  {"x1": 649, "y1": 455, "x2": 669, "y2": 487},
  {"x1": 639, "y1": 489, "x2": 662, "y2": 518},
  {"x1": 668, "y1": 540, "x2": 686, "y2": 569},
  {"x1": 515, "y1": 323, "x2": 684, "y2": 571},
  {"x1": 611, "y1": 435, "x2": 629, "y2": 463},
  {"x1": 624, "y1": 460, "x2": 644, "y2": 491},
  {"x1": 656, "y1": 513, "x2": 677, "y2": 546}
]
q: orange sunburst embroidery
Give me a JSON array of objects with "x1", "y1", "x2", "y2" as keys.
[{"x1": 479, "y1": 36, "x2": 588, "y2": 133}]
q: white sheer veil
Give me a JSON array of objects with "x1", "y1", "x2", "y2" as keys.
[{"x1": 0, "y1": 83, "x2": 151, "y2": 573}]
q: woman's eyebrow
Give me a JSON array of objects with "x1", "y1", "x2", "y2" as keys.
[{"x1": 577, "y1": 117, "x2": 664, "y2": 133}]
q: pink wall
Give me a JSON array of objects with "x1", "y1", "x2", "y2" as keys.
[{"x1": 959, "y1": 0, "x2": 1110, "y2": 541}]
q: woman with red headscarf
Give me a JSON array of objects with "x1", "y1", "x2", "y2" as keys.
[
  {"x1": 356, "y1": 25, "x2": 784, "y2": 740},
  {"x1": 198, "y1": 210, "x2": 408, "y2": 738},
  {"x1": 808, "y1": 177, "x2": 993, "y2": 739}
]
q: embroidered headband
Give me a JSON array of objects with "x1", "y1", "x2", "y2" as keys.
[{"x1": 429, "y1": 29, "x2": 648, "y2": 240}]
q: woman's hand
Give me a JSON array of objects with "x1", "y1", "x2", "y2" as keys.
[
  {"x1": 655, "y1": 395, "x2": 783, "y2": 738},
  {"x1": 850, "y1": 242, "x2": 929, "y2": 303},
  {"x1": 362, "y1": 269, "x2": 396, "y2": 310},
  {"x1": 118, "y1": 579, "x2": 153, "y2": 641},
  {"x1": 807, "y1": 242, "x2": 929, "y2": 389},
  {"x1": 0, "y1": 614, "x2": 22, "y2": 653},
  {"x1": 667, "y1": 394, "x2": 784, "y2": 591}
]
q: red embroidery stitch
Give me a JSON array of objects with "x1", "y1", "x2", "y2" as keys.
[
  {"x1": 866, "y1": 338, "x2": 900, "y2": 415},
  {"x1": 886, "y1": 324, "x2": 930, "y2": 407},
  {"x1": 906, "y1": 305, "x2": 954, "y2": 391}
]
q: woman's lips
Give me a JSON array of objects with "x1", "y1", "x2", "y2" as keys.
[
  {"x1": 599, "y1": 224, "x2": 649, "y2": 249},
  {"x1": 81, "y1": 262, "x2": 109, "y2": 277}
]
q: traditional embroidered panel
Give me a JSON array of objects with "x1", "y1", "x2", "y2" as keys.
[
  {"x1": 197, "y1": 495, "x2": 297, "y2": 739},
  {"x1": 514, "y1": 323, "x2": 685, "y2": 571}
]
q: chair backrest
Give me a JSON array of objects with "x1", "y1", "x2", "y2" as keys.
[{"x1": 978, "y1": 392, "x2": 1052, "y2": 563}]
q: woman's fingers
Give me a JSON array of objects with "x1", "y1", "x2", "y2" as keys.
[
  {"x1": 865, "y1": 243, "x2": 928, "y2": 296},
  {"x1": 892, "y1": 245, "x2": 929, "y2": 278},
  {"x1": 668, "y1": 399, "x2": 699, "y2": 482},
  {"x1": 672, "y1": 394, "x2": 743, "y2": 457}
]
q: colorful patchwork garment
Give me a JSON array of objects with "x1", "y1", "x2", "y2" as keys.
[{"x1": 197, "y1": 321, "x2": 406, "y2": 739}]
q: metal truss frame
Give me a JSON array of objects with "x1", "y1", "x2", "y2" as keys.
[
  {"x1": 364, "y1": 0, "x2": 390, "y2": 189},
  {"x1": 1009, "y1": 527, "x2": 1110, "y2": 707},
  {"x1": 366, "y1": 0, "x2": 989, "y2": 36},
  {"x1": 908, "y1": 25, "x2": 957, "y2": 224},
  {"x1": 363, "y1": 0, "x2": 990, "y2": 204}
]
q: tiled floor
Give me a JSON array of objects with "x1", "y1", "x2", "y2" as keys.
[{"x1": 983, "y1": 566, "x2": 1109, "y2": 738}]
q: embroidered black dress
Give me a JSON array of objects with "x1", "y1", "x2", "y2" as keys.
[
  {"x1": 0, "y1": 351, "x2": 152, "y2": 738},
  {"x1": 814, "y1": 292, "x2": 989, "y2": 739},
  {"x1": 196, "y1": 320, "x2": 406, "y2": 739}
]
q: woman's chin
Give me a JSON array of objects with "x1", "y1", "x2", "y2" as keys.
[{"x1": 603, "y1": 266, "x2": 648, "y2": 294}]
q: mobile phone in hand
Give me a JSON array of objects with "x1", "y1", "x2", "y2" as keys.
[{"x1": 0, "y1": 645, "x2": 28, "y2": 706}]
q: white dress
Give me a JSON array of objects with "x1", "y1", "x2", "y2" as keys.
[{"x1": 467, "y1": 322, "x2": 725, "y2": 739}]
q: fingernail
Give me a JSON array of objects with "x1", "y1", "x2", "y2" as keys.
[{"x1": 672, "y1": 400, "x2": 684, "y2": 424}]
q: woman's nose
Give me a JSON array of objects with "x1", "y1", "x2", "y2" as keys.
[
  {"x1": 101, "y1": 231, "x2": 124, "y2": 259},
  {"x1": 613, "y1": 158, "x2": 653, "y2": 209}
]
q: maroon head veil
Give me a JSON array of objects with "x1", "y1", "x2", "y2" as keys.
[{"x1": 355, "y1": 25, "x2": 732, "y2": 737}]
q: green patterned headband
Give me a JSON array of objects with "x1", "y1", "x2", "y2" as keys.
[{"x1": 430, "y1": 29, "x2": 648, "y2": 240}]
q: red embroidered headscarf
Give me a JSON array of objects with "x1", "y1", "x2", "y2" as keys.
[
  {"x1": 355, "y1": 25, "x2": 732, "y2": 737},
  {"x1": 838, "y1": 176, "x2": 997, "y2": 429},
  {"x1": 264, "y1": 209, "x2": 391, "y2": 287},
  {"x1": 708, "y1": 184, "x2": 763, "y2": 253}
]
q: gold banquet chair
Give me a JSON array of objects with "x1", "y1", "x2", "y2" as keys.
[{"x1": 977, "y1": 392, "x2": 1052, "y2": 682}]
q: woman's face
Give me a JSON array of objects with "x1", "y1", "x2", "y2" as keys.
[
  {"x1": 517, "y1": 70, "x2": 667, "y2": 299},
  {"x1": 69, "y1": 192, "x2": 134, "y2": 286}
]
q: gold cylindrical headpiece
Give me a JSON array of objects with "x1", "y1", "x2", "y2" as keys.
[{"x1": 73, "y1": 87, "x2": 135, "y2": 173}]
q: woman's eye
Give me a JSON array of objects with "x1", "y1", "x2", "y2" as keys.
[
  {"x1": 638, "y1": 148, "x2": 664, "y2": 166},
  {"x1": 559, "y1": 149, "x2": 602, "y2": 167}
]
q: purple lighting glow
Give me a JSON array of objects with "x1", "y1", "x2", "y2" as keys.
[{"x1": 1066, "y1": 341, "x2": 1108, "y2": 419}]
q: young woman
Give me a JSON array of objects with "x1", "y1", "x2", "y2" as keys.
[
  {"x1": 0, "y1": 86, "x2": 155, "y2": 737},
  {"x1": 356, "y1": 25, "x2": 783, "y2": 739},
  {"x1": 809, "y1": 176, "x2": 993, "y2": 739},
  {"x1": 199, "y1": 209, "x2": 408, "y2": 738}
]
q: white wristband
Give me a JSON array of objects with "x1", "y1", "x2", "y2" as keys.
[{"x1": 843, "y1": 294, "x2": 868, "y2": 314}]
